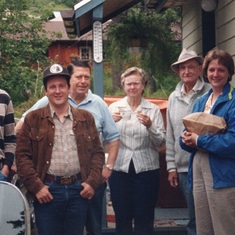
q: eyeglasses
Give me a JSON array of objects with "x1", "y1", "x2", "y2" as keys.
[{"x1": 124, "y1": 81, "x2": 142, "y2": 87}]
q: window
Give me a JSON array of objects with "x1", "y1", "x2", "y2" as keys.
[{"x1": 80, "y1": 47, "x2": 91, "y2": 60}]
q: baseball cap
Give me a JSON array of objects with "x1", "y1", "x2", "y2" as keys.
[{"x1": 43, "y1": 64, "x2": 70, "y2": 86}]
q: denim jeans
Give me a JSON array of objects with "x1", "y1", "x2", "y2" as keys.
[
  {"x1": 85, "y1": 182, "x2": 107, "y2": 235},
  {"x1": 178, "y1": 172, "x2": 196, "y2": 235},
  {"x1": 109, "y1": 163, "x2": 160, "y2": 235},
  {"x1": 34, "y1": 179, "x2": 88, "y2": 235},
  {"x1": 0, "y1": 171, "x2": 9, "y2": 182}
]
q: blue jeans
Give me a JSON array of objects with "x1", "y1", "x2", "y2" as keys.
[
  {"x1": 0, "y1": 171, "x2": 9, "y2": 182},
  {"x1": 109, "y1": 162, "x2": 160, "y2": 235},
  {"x1": 178, "y1": 172, "x2": 196, "y2": 235},
  {"x1": 85, "y1": 182, "x2": 107, "y2": 235},
  {"x1": 34, "y1": 179, "x2": 88, "y2": 235}
]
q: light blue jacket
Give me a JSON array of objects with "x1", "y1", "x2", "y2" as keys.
[{"x1": 180, "y1": 83, "x2": 235, "y2": 189}]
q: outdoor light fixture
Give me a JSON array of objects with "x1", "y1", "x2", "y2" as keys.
[{"x1": 201, "y1": 0, "x2": 218, "y2": 12}]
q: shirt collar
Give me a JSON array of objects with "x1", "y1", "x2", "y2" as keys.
[
  {"x1": 181, "y1": 78, "x2": 201, "y2": 96},
  {"x1": 49, "y1": 104, "x2": 73, "y2": 121}
]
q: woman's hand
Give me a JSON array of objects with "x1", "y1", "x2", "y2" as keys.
[
  {"x1": 181, "y1": 131, "x2": 198, "y2": 148},
  {"x1": 137, "y1": 113, "x2": 152, "y2": 128},
  {"x1": 112, "y1": 112, "x2": 122, "y2": 122}
]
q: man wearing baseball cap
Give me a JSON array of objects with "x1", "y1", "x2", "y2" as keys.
[
  {"x1": 16, "y1": 64, "x2": 104, "y2": 235},
  {"x1": 16, "y1": 61, "x2": 120, "y2": 235},
  {"x1": 165, "y1": 49, "x2": 211, "y2": 235}
]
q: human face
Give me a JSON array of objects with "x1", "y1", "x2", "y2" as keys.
[
  {"x1": 207, "y1": 59, "x2": 229, "y2": 92},
  {"x1": 69, "y1": 67, "x2": 91, "y2": 98},
  {"x1": 123, "y1": 74, "x2": 144, "y2": 99},
  {"x1": 45, "y1": 76, "x2": 69, "y2": 109},
  {"x1": 178, "y1": 59, "x2": 202, "y2": 88}
]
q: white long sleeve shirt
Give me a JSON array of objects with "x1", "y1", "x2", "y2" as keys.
[{"x1": 109, "y1": 97, "x2": 165, "y2": 173}]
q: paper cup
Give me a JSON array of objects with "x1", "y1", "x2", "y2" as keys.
[{"x1": 118, "y1": 107, "x2": 131, "y2": 120}]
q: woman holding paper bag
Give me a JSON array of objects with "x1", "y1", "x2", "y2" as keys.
[{"x1": 180, "y1": 49, "x2": 235, "y2": 235}]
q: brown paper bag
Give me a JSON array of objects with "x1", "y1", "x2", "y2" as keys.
[{"x1": 182, "y1": 112, "x2": 227, "y2": 135}]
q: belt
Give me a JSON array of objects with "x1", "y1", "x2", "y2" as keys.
[{"x1": 45, "y1": 173, "x2": 81, "y2": 185}]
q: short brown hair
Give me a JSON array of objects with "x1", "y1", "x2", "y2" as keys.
[
  {"x1": 67, "y1": 60, "x2": 91, "y2": 76},
  {"x1": 203, "y1": 49, "x2": 234, "y2": 82}
]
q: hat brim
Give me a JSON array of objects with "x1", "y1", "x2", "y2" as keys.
[
  {"x1": 43, "y1": 74, "x2": 71, "y2": 85},
  {"x1": 171, "y1": 56, "x2": 204, "y2": 73}
]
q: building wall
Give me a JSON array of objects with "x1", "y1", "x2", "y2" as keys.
[
  {"x1": 217, "y1": 0, "x2": 235, "y2": 84},
  {"x1": 181, "y1": 1, "x2": 202, "y2": 55},
  {"x1": 48, "y1": 42, "x2": 79, "y2": 65},
  {"x1": 181, "y1": 0, "x2": 235, "y2": 83},
  {"x1": 48, "y1": 41, "x2": 92, "y2": 66},
  {"x1": 216, "y1": 1, "x2": 235, "y2": 56}
]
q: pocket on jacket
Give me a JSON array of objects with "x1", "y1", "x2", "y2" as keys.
[
  {"x1": 30, "y1": 128, "x2": 46, "y2": 141},
  {"x1": 83, "y1": 133, "x2": 95, "y2": 151}
]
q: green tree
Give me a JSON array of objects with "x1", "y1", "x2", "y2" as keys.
[
  {"x1": 105, "y1": 5, "x2": 181, "y2": 97},
  {"x1": 0, "y1": 0, "x2": 52, "y2": 105},
  {"x1": 54, "y1": 0, "x2": 78, "y2": 8}
]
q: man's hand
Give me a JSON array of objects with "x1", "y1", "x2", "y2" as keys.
[
  {"x1": 102, "y1": 167, "x2": 112, "y2": 183},
  {"x1": 36, "y1": 186, "x2": 53, "y2": 204},
  {"x1": 80, "y1": 182, "x2": 94, "y2": 200},
  {"x1": 1, "y1": 165, "x2": 9, "y2": 177},
  {"x1": 168, "y1": 171, "x2": 178, "y2": 188}
]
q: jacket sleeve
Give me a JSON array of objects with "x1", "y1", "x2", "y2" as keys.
[
  {"x1": 179, "y1": 135, "x2": 196, "y2": 153},
  {"x1": 2, "y1": 94, "x2": 16, "y2": 169},
  {"x1": 197, "y1": 107, "x2": 235, "y2": 158},
  {"x1": 80, "y1": 112, "x2": 105, "y2": 190},
  {"x1": 185, "y1": 89, "x2": 235, "y2": 159},
  {"x1": 165, "y1": 95, "x2": 177, "y2": 170},
  {"x1": 16, "y1": 115, "x2": 45, "y2": 195},
  {"x1": 99, "y1": 101, "x2": 120, "y2": 143},
  {"x1": 147, "y1": 105, "x2": 165, "y2": 148}
]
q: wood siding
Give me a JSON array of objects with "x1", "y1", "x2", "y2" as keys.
[
  {"x1": 216, "y1": 0, "x2": 235, "y2": 56},
  {"x1": 181, "y1": 0, "x2": 235, "y2": 83},
  {"x1": 216, "y1": 0, "x2": 235, "y2": 84},
  {"x1": 48, "y1": 41, "x2": 92, "y2": 66},
  {"x1": 181, "y1": 1, "x2": 202, "y2": 55}
]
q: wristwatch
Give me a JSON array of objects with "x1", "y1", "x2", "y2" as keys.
[{"x1": 104, "y1": 164, "x2": 114, "y2": 170}]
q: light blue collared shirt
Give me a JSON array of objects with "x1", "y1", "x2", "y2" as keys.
[{"x1": 21, "y1": 90, "x2": 120, "y2": 144}]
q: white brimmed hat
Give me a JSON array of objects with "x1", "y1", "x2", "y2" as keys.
[{"x1": 171, "y1": 48, "x2": 204, "y2": 73}]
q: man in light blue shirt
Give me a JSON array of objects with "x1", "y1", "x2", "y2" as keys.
[{"x1": 16, "y1": 61, "x2": 120, "y2": 235}]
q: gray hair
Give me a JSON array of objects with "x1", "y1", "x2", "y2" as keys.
[{"x1": 121, "y1": 67, "x2": 148, "y2": 88}]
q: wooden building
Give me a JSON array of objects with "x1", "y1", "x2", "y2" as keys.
[{"x1": 44, "y1": 11, "x2": 93, "y2": 65}]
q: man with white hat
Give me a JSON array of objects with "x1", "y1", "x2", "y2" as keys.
[{"x1": 166, "y1": 48, "x2": 211, "y2": 235}]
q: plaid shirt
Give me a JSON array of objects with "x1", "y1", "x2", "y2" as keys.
[{"x1": 47, "y1": 106, "x2": 80, "y2": 176}]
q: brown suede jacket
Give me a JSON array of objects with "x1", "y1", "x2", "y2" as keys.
[{"x1": 16, "y1": 105, "x2": 104, "y2": 197}]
